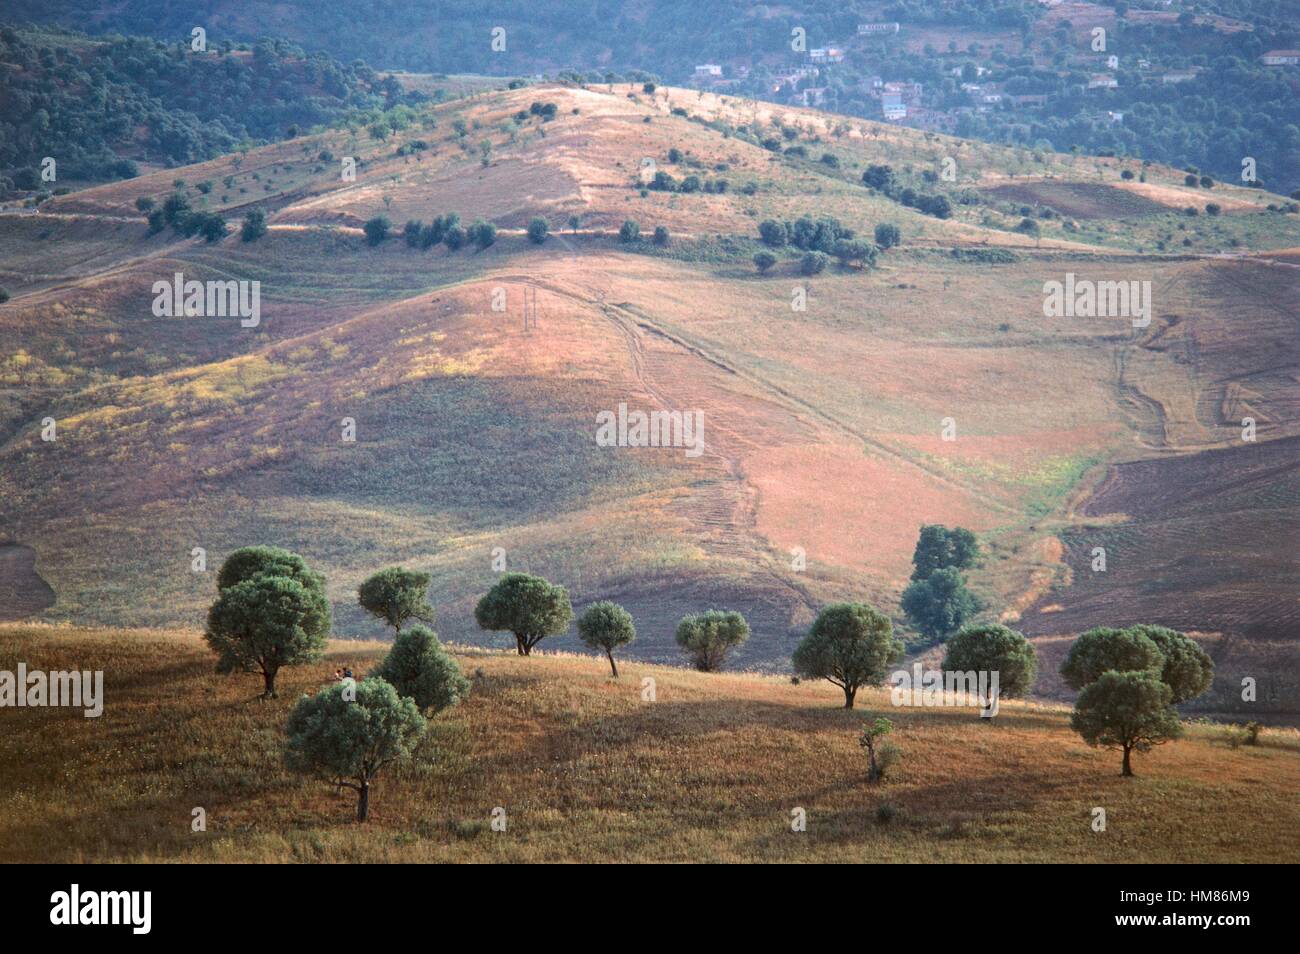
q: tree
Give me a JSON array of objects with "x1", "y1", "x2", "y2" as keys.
[
  {"x1": 900, "y1": 567, "x2": 979, "y2": 640},
  {"x1": 577, "y1": 601, "x2": 636, "y2": 676},
  {"x1": 527, "y1": 217, "x2": 549, "y2": 244},
  {"x1": 792, "y1": 602, "x2": 903, "y2": 707},
  {"x1": 653, "y1": 225, "x2": 670, "y2": 246},
  {"x1": 444, "y1": 224, "x2": 467, "y2": 250},
  {"x1": 1126, "y1": 625, "x2": 1213, "y2": 704},
  {"x1": 753, "y1": 250, "x2": 777, "y2": 273},
  {"x1": 941, "y1": 623, "x2": 1037, "y2": 698},
  {"x1": 874, "y1": 223, "x2": 901, "y2": 249},
  {"x1": 285, "y1": 678, "x2": 426, "y2": 821},
  {"x1": 619, "y1": 220, "x2": 640, "y2": 243},
  {"x1": 217, "y1": 545, "x2": 325, "y2": 593},
  {"x1": 1071, "y1": 671, "x2": 1183, "y2": 776},
  {"x1": 675, "y1": 610, "x2": 749, "y2": 672},
  {"x1": 859, "y1": 717, "x2": 898, "y2": 782},
  {"x1": 241, "y1": 209, "x2": 267, "y2": 242},
  {"x1": 800, "y1": 251, "x2": 828, "y2": 275},
  {"x1": 1059, "y1": 627, "x2": 1164, "y2": 692},
  {"x1": 371, "y1": 624, "x2": 469, "y2": 714},
  {"x1": 363, "y1": 215, "x2": 390, "y2": 245},
  {"x1": 357, "y1": 567, "x2": 434, "y2": 633},
  {"x1": 205, "y1": 572, "x2": 331, "y2": 699},
  {"x1": 862, "y1": 164, "x2": 895, "y2": 192},
  {"x1": 832, "y1": 239, "x2": 877, "y2": 269},
  {"x1": 475, "y1": 573, "x2": 573, "y2": 655},
  {"x1": 468, "y1": 219, "x2": 497, "y2": 249},
  {"x1": 910, "y1": 525, "x2": 979, "y2": 580},
  {"x1": 759, "y1": 220, "x2": 788, "y2": 247}
]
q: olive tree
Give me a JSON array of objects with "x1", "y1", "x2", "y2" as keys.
[
  {"x1": 1059, "y1": 627, "x2": 1163, "y2": 691},
  {"x1": 285, "y1": 678, "x2": 426, "y2": 821},
  {"x1": 357, "y1": 567, "x2": 434, "y2": 633},
  {"x1": 792, "y1": 602, "x2": 903, "y2": 707},
  {"x1": 941, "y1": 623, "x2": 1038, "y2": 699},
  {"x1": 577, "y1": 601, "x2": 636, "y2": 677},
  {"x1": 675, "y1": 610, "x2": 749, "y2": 672},
  {"x1": 1071, "y1": 671, "x2": 1183, "y2": 776},
  {"x1": 371, "y1": 624, "x2": 469, "y2": 714},
  {"x1": 474, "y1": 572, "x2": 573, "y2": 655},
  {"x1": 900, "y1": 567, "x2": 979, "y2": 639},
  {"x1": 1127, "y1": 624, "x2": 1214, "y2": 704},
  {"x1": 205, "y1": 549, "x2": 331, "y2": 698}
]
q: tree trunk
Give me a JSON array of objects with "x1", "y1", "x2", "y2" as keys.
[
  {"x1": 844, "y1": 685, "x2": 856, "y2": 709},
  {"x1": 356, "y1": 780, "x2": 370, "y2": 822},
  {"x1": 521, "y1": 638, "x2": 532, "y2": 656},
  {"x1": 261, "y1": 668, "x2": 278, "y2": 699},
  {"x1": 1121, "y1": 746, "x2": 1133, "y2": 777},
  {"x1": 515, "y1": 634, "x2": 526, "y2": 656},
  {"x1": 607, "y1": 650, "x2": 619, "y2": 678}
]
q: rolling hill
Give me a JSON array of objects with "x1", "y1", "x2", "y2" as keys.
[
  {"x1": 1, "y1": 622, "x2": 1296, "y2": 862},
  {"x1": 2, "y1": 80, "x2": 1297, "y2": 716}
]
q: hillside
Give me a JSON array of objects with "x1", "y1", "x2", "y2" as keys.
[
  {"x1": 1, "y1": 81, "x2": 1297, "y2": 713},
  {"x1": 7, "y1": 2, "x2": 1299, "y2": 193},
  {"x1": 1, "y1": 623, "x2": 1296, "y2": 863}
]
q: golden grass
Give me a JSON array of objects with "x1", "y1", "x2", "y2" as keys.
[{"x1": 1, "y1": 623, "x2": 1295, "y2": 863}]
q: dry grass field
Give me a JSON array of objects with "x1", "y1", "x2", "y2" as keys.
[{"x1": 2, "y1": 623, "x2": 1296, "y2": 863}]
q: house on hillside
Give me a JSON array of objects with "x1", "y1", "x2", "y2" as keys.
[
  {"x1": 857, "y1": 22, "x2": 901, "y2": 35},
  {"x1": 1260, "y1": 50, "x2": 1300, "y2": 66},
  {"x1": 1087, "y1": 74, "x2": 1118, "y2": 89},
  {"x1": 1011, "y1": 93, "x2": 1047, "y2": 107},
  {"x1": 1161, "y1": 69, "x2": 1200, "y2": 83},
  {"x1": 693, "y1": 64, "x2": 722, "y2": 80},
  {"x1": 809, "y1": 47, "x2": 845, "y2": 64},
  {"x1": 881, "y1": 92, "x2": 906, "y2": 120}
]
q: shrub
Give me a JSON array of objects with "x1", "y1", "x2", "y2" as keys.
[
  {"x1": 135, "y1": 196, "x2": 155, "y2": 212},
  {"x1": 444, "y1": 224, "x2": 467, "y2": 250},
  {"x1": 241, "y1": 209, "x2": 268, "y2": 242},
  {"x1": 832, "y1": 239, "x2": 877, "y2": 269},
  {"x1": 468, "y1": 219, "x2": 497, "y2": 249},
  {"x1": 675, "y1": 610, "x2": 749, "y2": 671},
  {"x1": 527, "y1": 217, "x2": 549, "y2": 244},
  {"x1": 753, "y1": 250, "x2": 777, "y2": 273},
  {"x1": 652, "y1": 225, "x2": 669, "y2": 246},
  {"x1": 364, "y1": 215, "x2": 391, "y2": 245},
  {"x1": 800, "y1": 251, "x2": 828, "y2": 275},
  {"x1": 859, "y1": 718, "x2": 898, "y2": 782},
  {"x1": 403, "y1": 219, "x2": 423, "y2": 247},
  {"x1": 759, "y1": 219, "x2": 788, "y2": 247},
  {"x1": 619, "y1": 220, "x2": 640, "y2": 243},
  {"x1": 577, "y1": 601, "x2": 637, "y2": 677},
  {"x1": 371, "y1": 624, "x2": 469, "y2": 714},
  {"x1": 285, "y1": 678, "x2": 426, "y2": 821},
  {"x1": 874, "y1": 223, "x2": 901, "y2": 249}
]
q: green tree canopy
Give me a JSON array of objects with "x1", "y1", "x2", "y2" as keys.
[
  {"x1": 217, "y1": 545, "x2": 325, "y2": 594},
  {"x1": 900, "y1": 567, "x2": 980, "y2": 640},
  {"x1": 371, "y1": 624, "x2": 469, "y2": 714},
  {"x1": 910, "y1": 525, "x2": 979, "y2": 580},
  {"x1": 941, "y1": 623, "x2": 1037, "y2": 698},
  {"x1": 205, "y1": 571, "x2": 331, "y2": 698},
  {"x1": 793, "y1": 602, "x2": 903, "y2": 707},
  {"x1": 1125, "y1": 624, "x2": 1214, "y2": 705},
  {"x1": 1071, "y1": 670, "x2": 1183, "y2": 776},
  {"x1": 357, "y1": 566, "x2": 434, "y2": 633},
  {"x1": 474, "y1": 572, "x2": 573, "y2": 656},
  {"x1": 576, "y1": 600, "x2": 637, "y2": 676},
  {"x1": 1059, "y1": 626, "x2": 1163, "y2": 692},
  {"x1": 675, "y1": 610, "x2": 750, "y2": 672},
  {"x1": 285, "y1": 677, "x2": 426, "y2": 821}
]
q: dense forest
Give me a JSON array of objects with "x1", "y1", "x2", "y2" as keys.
[{"x1": 0, "y1": 25, "x2": 410, "y2": 186}]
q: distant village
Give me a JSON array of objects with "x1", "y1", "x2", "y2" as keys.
[{"x1": 686, "y1": 19, "x2": 1298, "y2": 133}]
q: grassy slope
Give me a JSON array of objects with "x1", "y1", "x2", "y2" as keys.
[
  {"x1": 0, "y1": 623, "x2": 1296, "y2": 863},
  {"x1": 2, "y1": 82, "x2": 1297, "y2": 679}
]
